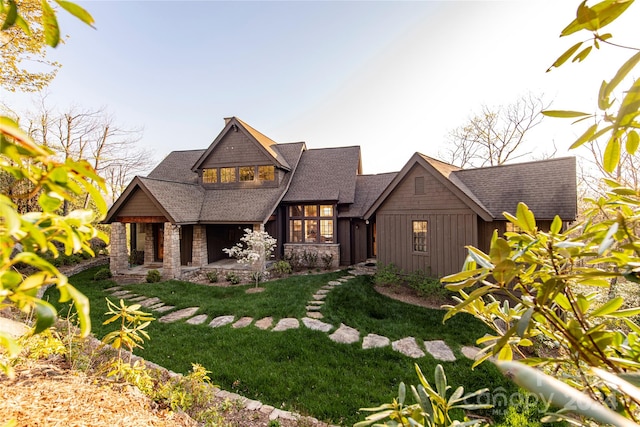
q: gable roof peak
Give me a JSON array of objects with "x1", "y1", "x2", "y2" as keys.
[{"x1": 191, "y1": 117, "x2": 291, "y2": 172}]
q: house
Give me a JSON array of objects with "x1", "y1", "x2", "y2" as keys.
[
  {"x1": 363, "y1": 153, "x2": 577, "y2": 277},
  {"x1": 105, "y1": 117, "x2": 577, "y2": 279}
]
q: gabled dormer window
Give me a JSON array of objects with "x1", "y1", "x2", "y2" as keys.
[
  {"x1": 220, "y1": 167, "x2": 236, "y2": 183},
  {"x1": 258, "y1": 165, "x2": 275, "y2": 181},
  {"x1": 202, "y1": 165, "x2": 276, "y2": 184},
  {"x1": 203, "y1": 168, "x2": 218, "y2": 183},
  {"x1": 239, "y1": 166, "x2": 255, "y2": 181}
]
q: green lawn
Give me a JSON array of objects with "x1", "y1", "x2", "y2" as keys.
[{"x1": 45, "y1": 267, "x2": 517, "y2": 426}]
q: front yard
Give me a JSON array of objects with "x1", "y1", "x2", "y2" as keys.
[{"x1": 46, "y1": 267, "x2": 518, "y2": 426}]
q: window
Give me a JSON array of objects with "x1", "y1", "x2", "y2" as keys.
[
  {"x1": 289, "y1": 204, "x2": 335, "y2": 243},
  {"x1": 290, "y1": 220, "x2": 302, "y2": 242},
  {"x1": 220, "y1": 167, "x2": 236, "y2": 183},
  {"x1": 239, "y1": 166, "x2": 255, "y2": 181},
  {"x1": 412, "y1": 220, "x2": 428, "y2": 253},
  {"x1": 203, "y1": 168, "x2": 217, "y2": 183},
  {"x1": 258, "y1": 165, "x2": 275, "y2": 181}
]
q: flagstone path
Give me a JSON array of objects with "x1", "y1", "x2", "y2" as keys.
[{"x1": 105, "y1": 271, "x2": 482, "y2": 363}]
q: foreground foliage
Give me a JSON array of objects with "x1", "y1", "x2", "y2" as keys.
[
  {"x1": 441, "y1": 1, "x2": 640, "y2": 425},
  {"x1": 0, "y1": 0, "x2": 105, "y2": 379}
]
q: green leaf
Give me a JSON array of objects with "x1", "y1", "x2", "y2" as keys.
[
  {"x1": 569, "y1": 123, "x2": 598, "y2": 149},
  {"x1": 603, "y1": 136, "x2": 621, "y2": 173},
  {"x1": 547, "y1": 42, "x2": 584, "y2": 72},
  {"x1": 516, "y1": 202, "x2": 536, "y2": 234},
  {"x1": 434, "y1": 364, "x2": 447, "y2": 398},
  {"x1": 604, "y1": 50, "x2": 640, "y2": 101},
  {"x1": 517, "y1": 307, "x2": 534, "y2": 337},
  {"x1": 626, "y1": 130, "x2": 639, "y2": 154},
  {"x1": 1, "y1": 0, "x2": 17, "y2": 30},
  {"x1": 54, "y1": 0, "x2": 95, "y2": 26},
  {"x1": 34, "y1": 299, "x2": 57, "y2": 333},
  {"x1": 38, "y1": 192, "x2": 63, "y2": 213},
  {"x1": 398, "y1": 382, "x2": 406, "y2": 405},
  {"x1": 572, "y1": 45, "x2": 593, "y2": 63},
  {"x1": 542, "y1": 109, "x2": 591, "y2": 118},
  {"x1": 489, "y1": 238, "x2": 511, "y2": 264},
  {"x1": 41, "y1": 0, "x2": 60, "y2": 47},
  {"x1": 493, "y1": 259, "x2": 517, "y2": 285},
  {"x1": 550, "y1": 216, "x2": 563, "y2": 234},
  {"x1": 497, "y1": 361, "x2": 638, "y2": 427},
  {"x1": 608, "y1": 307, "x2": 640, "y2": 318},
  {"x1": 14, "y1": 14, "x2": 31, "y2": 35},
  {"x1": 598, "y1": 80, "x2": 612, "y2": 110}
]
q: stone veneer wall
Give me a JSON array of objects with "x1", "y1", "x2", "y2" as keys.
[
  {"x1": 192, "y1": 225, "x2": 208, "y2": 267},
  {"x1": 162, "y1": 223, "x2": 181, "y2": 279},
  {"x1": 110, "y1": 222, "x2": 128, "y2": 275},
  {"x1": 144, "y1": 223, "x2": 155, "y2": 264},
  {"x1": 283, "y1": 243, "x2": 340, "y2": 269}
]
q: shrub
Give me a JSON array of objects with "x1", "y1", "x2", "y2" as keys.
[
  {"x1": 270, "y1": 260, "x2": 292, "y2": 276},
  {"x1": 285, "y1": 252, "x2": 302, "y2": 271},
  {"x1": 146, "y1": 269, "x2": 162, "y2": 283},
  {"x1": 206, "y1": 270, "x2": 219, "y2": 283},
  {"x1": 407, "y1": 270, "x2": 450, "y2": 300},
  {"x1": 374, "y1": 263, "x2": 402, "y2": 285},
  {"x1": 321, "y1": 252, "x2": 334, "y2": 270},
  {"x1": 129, "y1": 249, "x2": 144, "y2": 266},
  {"x1": 302, "y1": 250, "x2": 318, "y2": 269},
  {"x1": 93, "y1": 267, "x2": 112, "y2": 281},
  {"x1": 225, "y1": 272, "x2": 240, "y2": 285}
]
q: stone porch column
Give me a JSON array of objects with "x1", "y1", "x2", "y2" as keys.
[
  {"x1": 192, "y1": 225, "x2": 208, "y2": 267},
  {"x1": 110, "y1": 222, "x2": 128, "y2": 274},
  {"x1": 144, "y1": 223, "x2": 154, "y2": 264},
  {"x1": 163, "y1": 222, "x2": 181, "y2": 279}
]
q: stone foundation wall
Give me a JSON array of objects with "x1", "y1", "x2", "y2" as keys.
[
  {"x1": 283, "y1": 243, "x2": 340, "y2": 269},
  {"x1": 192, "y1": 225, "x2": 208, "y2": 267},
  {"x1": 109, "y1": 222, "x2": 128, "y2": 275},
  {"x1": 162, "y1": 223, "x2": 181, "y2": 279},
  {"x1": 144, "y1": 223, "x2": 155, "y2": 264}
]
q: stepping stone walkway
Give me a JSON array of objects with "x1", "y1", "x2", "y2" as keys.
[
  {"x1": 272, "y1": 318, "x2": 299, "y2": 332},
  {"x1": 302, "y1": 317, "x2": 333, "y2": 333},
  {"x1": 209, "y1": 315, "x2": 235, "y2": 328},
  {"x1": 424, "y1": 340, "x2": 456, "y2": 362},
  {"x1": 254, "y1": 317, "x2": 273, "y2": 330},
  {"x1": 329, "y1": 323, "x2": 359, "y2": 344},
  {"x1": 362, "y1": 333, "x2": 390, "y2": 349},
  {"x1": 392, "y1": 337, "x2": 425, "y2": 359},
  {"x1": 233, "y1": 317, "x2": 253, "y2": 329},
  {"x1": 106, "y1": 274, "x2": 460, "y2": 362},
  {"x1": 186, "y1": 314, "x2": 208, "y2": 325},
  {"x1": 159, "y1": 307, "x2": 199, "y2": 323}
]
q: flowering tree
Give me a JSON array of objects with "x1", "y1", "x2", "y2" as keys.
[{"x1": 223, "y1": 228, "x2": 277, "y2": 287}]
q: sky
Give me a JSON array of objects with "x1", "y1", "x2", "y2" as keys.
[{"x1": 2, "y1": 0, "x2": 638, "y2": 174}]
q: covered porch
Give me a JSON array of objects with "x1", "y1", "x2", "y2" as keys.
[{"x1": 110, "y1": 221, "x2": 261, "y2": 280}]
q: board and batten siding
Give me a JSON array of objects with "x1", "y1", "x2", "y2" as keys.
[
  {"x1": 201, "y1": 130, "x2": 273, "y2": 168},
  {"x1": 117, "y1": 188, "x2": 165, "y2": 218},
  {"x1": 376, "y1": 164, "x2": 478, "y2": 277}
]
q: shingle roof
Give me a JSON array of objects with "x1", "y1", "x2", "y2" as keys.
[
  {"x1": 191, "y1": 117, "x2": 291, "y2": 172},
  {"x1": 340, "y1": 172, "x2": 397, "y2": 218},
  {"x1": 283, "y1": 146, "x2": 361, "y2": 204},
  {"x1": 365, "y1": 153, "x2": 577, "y2": 222},
  {"x1": 452, "y1": 156, "x2": 577, "y2": 220},
  {"x1": 148, "y1": 150, "x2": 204, "y2": 183},
  {"x1": 137, "y1": 177, "x2": 204, "y2": 223}
]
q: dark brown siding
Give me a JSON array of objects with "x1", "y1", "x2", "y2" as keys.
[
  {"x1": 338, "y1": 218, "x2": 351, "y2": 265},
  {"x1": 352, "y1": 219, "x2": 368, "y2": 264},
  {"x1": 477, "y1": 220, "x2": 506, "y2": 253},
  {"x1": 118, "y1": 188, "x2": 164, "y2": 217},
  {"x1": 376, "y1": 165, "x2": 477, "y2": 277},
  {"x1": 201, "y1": 131, "x2": 272, "y2": 168}
]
